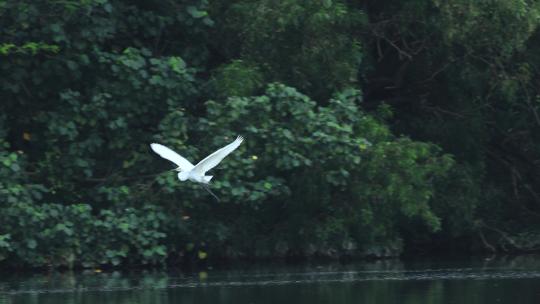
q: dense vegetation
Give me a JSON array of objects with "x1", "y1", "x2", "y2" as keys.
[{"x1": 2, "y1": 0, "x2": 540, "y2": 268}]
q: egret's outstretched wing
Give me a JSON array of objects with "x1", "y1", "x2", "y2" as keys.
[
  {"x1": 193, "y1": 136, "x2": 244, "y2": 175},
  {"x1": 150, "y1": 143, "x2": 194, "y2": 171}
]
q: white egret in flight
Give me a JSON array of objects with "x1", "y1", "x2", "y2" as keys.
[{"x1": 150, "y1": 136, "x2": 244, "y2": 201}]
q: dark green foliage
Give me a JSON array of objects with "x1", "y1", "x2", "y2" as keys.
[
  {"x1": 0, "y1": 202, "x2": 171, "y2": 267},
  {"x1": 209, "y1": 0, "x2": 365, "y2": 100},
  {"x1": 2, "y1": 0, "x2": 540, "y2": 268},
  {"x1": 209, "y1": 60, "x2": 264, "y2": 98},
  {"x1": 361, "y1": 0, "x2": 540, "y2": 252},
  {"x1": 190, "y1": 84, "x2": 451, "y2": 256},
  {"x1": 0, "y1": 0, "x2": 205, "y2": 267}
]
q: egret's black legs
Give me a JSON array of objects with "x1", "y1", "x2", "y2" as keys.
[{"x1": 202, "y1": 183, "x2": 220, "y2": 202}]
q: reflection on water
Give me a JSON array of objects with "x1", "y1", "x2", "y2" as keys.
[{"x1": 1, "y1": 255, "x2": 540, "y2": 303}]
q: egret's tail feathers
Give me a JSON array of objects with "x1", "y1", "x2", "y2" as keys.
[{"x1": 204, "y1": 175, "x2": 213, "y2": 183}]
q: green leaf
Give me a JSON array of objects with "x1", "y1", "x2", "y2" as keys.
[
  {"x1": 50, "y1": 24, "x2": 61, "y2": 33},
  {"x1": 104, "y1": 3, "x2": 113, "y2": 13},
  {"x1": 27, "y1": 239, "x2": 37, "y2": 249},
  {"x1": 186, "y1": 6, "x2": 208, "y2": 18},
  {"x1": 197, "y1": 250, "x2": 207, "y2": 259},
  {"x1": 10, "y1": 163, "x2": 20, "y2": 172}
]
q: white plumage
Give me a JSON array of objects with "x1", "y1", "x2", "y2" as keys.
[
  {"x1": 149, "y1": 143, "x2": 195, "y2": 172},
  {"x1": 150, "y1": 136, "x2": 244, "y2": 184}
]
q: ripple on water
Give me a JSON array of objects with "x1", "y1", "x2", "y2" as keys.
[{"x1": 2, "y1": 267, "x2": 540, "y2": 295}]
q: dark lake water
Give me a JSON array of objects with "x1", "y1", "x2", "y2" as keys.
[{"x1": 1, "y1": 255, "x2": 540, "y2": 303}]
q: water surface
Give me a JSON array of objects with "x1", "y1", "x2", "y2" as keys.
[{"x1": 1, "y1": 255, "x2": 540, "y2": 303}]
